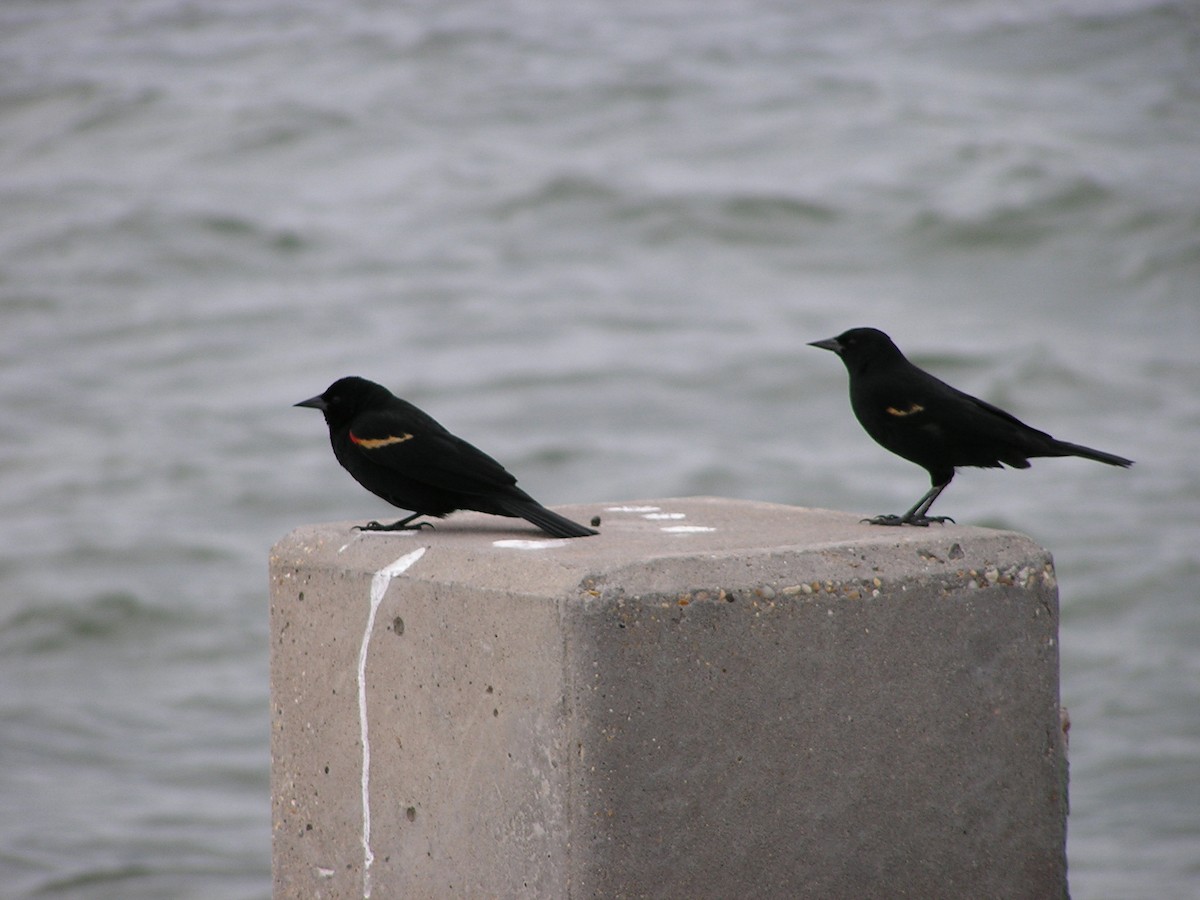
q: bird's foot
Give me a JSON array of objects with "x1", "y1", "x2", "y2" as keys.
[
  {"x1": 863, "y1": 514, "x2": 906, "y2": 526},
  {"x1": 908, "y1": 514, "x2": 955, "y2": 527},
  {"x1": 862, "y1": 514, "x2": 954, "y2": 527},
  {"x1": 355, "y1": 519, "x2": 436, "y2": 532}
]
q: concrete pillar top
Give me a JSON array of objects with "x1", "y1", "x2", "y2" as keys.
[{"x1": 272, "y1": 496, "x2": 1044, "y2": 600}]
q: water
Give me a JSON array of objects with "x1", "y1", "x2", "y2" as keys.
[{"x1": 2, "y1": 1, "x2": 1197, "y2": 896}]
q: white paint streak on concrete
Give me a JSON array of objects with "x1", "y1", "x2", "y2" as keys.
[
  {"x1": 643, "y1": 512, "x2": 686, "y2": 520},
  {"x1": 492, "y1": 539, "x2": 570, "y2": 550},
  {"x1": 604, "y1": 505, "x2": 661, "y2": 512},
  {"x1": 360, "y1": 547, "x2": 426, "y2": 898},
  {"x1": 661, "y1": 525, "x2": 717, "y2": 533}
]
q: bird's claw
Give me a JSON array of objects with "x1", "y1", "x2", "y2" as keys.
[
  {"x1": 355, "y1": 520, "x2": 436, "y2": 532},
  {"x1": 863, "y1": 514, "x2": 954, "y2": 527}
]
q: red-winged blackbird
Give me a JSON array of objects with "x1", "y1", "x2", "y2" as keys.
[
  {"x1": 809, "y1": 327, "x2": 1133, "y2": 526},
  {"x1": 295, "y1": 376, "x2": 598, "y2": 538}
]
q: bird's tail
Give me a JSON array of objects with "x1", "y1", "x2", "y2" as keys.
[
  {"x1": 496, "y1": 497, "x2": 598, "y2": 538},
  {"x1": 1049, "y1": 440, "x2": 1133, "y2": 468}
]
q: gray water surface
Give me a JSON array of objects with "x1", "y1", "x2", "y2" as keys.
[{"x1": 2, "y1": 2, "x2": 1198, "y2": 897}]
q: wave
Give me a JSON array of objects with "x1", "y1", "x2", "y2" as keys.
[
  {"x1": 491, "y1": 173, "x2": 839, "y2": 245},
  {"x1": 0, "y1": 591, "x2": 186, "y2": 656}
]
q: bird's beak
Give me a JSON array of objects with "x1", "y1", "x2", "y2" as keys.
[
  {"x1": 808, "y1": 337, "x2": 843, "y2": 354},
  {"x1": 294, "y1": 394, "x2": 328, "y2": 411}
]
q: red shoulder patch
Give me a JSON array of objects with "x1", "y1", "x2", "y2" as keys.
[{"x1": 349, "y1": 431, "x2": 414, "y2": 449}]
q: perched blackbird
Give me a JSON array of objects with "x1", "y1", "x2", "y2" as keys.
[
  {"x1": 295, "y1": 376, "x2": 597, "y2": 538},
  {"x1": 809, "y1": 327, "x2": 1133, "y2": 526}
]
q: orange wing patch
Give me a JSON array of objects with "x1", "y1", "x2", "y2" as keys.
[
  {"x1": 350, "y1": 431, "x2": 415, "y2": 449},
  {"x1": 886, "y1": 403, "x2": 925, "y2": 417}
]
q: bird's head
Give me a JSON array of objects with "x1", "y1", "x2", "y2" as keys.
[
  {"x1": 295, "y1": 376, "x2": 390, "y2": 429},
  {"x1": 809, "y1": 327, "x2": 903, "y2": 373}
]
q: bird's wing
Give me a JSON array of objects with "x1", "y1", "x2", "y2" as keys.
[
  {"x1": 882, "y1": 367, "x2": 1049, "y2": 438},
  {"x1": 864, "y1": 369, "x2": 1051, "y2": 466},
  {"x1": 926, "y1": 379, "x2": 1057, "y2": 467},
  {"x1": 346, "y1": 407, "x2": 520, "y2": 495},
  {"x1": 952, "y1": 386, "x2": 1055, "y2": 442}
]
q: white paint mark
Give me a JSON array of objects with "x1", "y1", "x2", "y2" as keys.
[
  {"x1": 604, "y1": 505, "x2": 661, "y2": 512},
  {"x1": 661, "y1": 525, "x2": 716, "y2": 533},
  {"x1": 316, "y1": 866, "x2": 335, "y2": 879},
  {"x1": 359, "y1": 547, "x2": 426, "y2": 899},
  {"x1": 492, "y1": 539, "x2": 569, "y2": 550},
  {"x1": 643, "y1": 512, "x2": 686, "y2": 520}
]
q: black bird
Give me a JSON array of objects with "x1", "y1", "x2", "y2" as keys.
[
  {"x1": 809, "y1": 327, "x2": 1133, "y2": 526},
  {"x1": 295, "y1": 376, "x2": 597, "y2": 538}
]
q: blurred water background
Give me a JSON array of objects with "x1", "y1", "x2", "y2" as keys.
[{"x1": 1, "y1": 0, "x2": 1197, "y2": 896}]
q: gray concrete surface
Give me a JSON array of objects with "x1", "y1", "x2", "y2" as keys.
[{"x1": 269, "y1": 497, "x2": 1067, "y2": 898}]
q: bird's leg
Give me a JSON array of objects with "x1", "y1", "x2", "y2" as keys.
[
  {"x1": 907, "y1": 482, "x2": 954, "y2": 526},
  {"x1": 355, "y1": 513, "x2": 436, "y2": 532},
  {"x1": 865, "y1": 482, "x2": 954, "y2": 527}
]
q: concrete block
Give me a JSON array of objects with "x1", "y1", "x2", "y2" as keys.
[{"x1": 269, "y1": 497, "x2": 1067, "y2": 898}]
